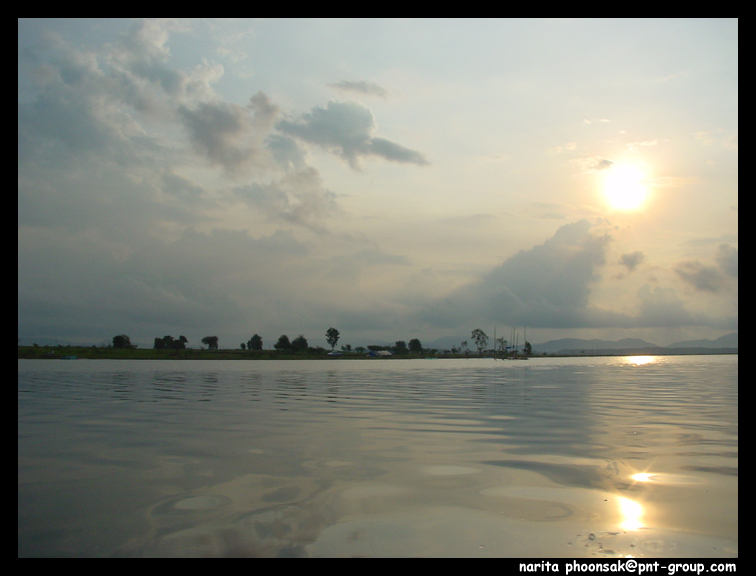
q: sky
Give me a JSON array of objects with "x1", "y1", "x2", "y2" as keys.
[{"x1": 18, "y1": 18, "x2": 738, "y2": 349}]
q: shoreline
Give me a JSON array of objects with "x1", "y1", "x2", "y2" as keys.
[{"x1": 17, "y1": 345, "x2": 737, "y2": 361}]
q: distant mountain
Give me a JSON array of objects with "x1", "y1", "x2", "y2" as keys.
[
  {"x1": 530, "y1": 338, "x2": 661, "y2": 354},
  {"x1": 531, "y1": 334, "x2": 737, "y2": 355},
  {"x1": 668, "y1": 333, "x2": 738, "y2": 349},
  {"x1": 427, "y1": 333, "x2": 737, "y2": 355}
]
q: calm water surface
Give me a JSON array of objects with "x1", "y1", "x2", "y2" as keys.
[{"x1": 18, "y1": 355, "x2": 737, "y2": 557}]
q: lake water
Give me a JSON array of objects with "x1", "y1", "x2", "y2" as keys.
[{"x1": 18, "y1": 355, "x2": 737, "y2": 558}]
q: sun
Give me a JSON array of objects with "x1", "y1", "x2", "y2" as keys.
[{"x1": 602, "y1": 164, "x2": 648, "y2": 210}]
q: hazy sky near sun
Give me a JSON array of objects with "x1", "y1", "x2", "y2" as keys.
[{"x1": 18, "y1": 18, "x2": 738, "y2": 348}]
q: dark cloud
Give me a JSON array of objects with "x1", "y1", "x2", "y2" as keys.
[
  {"x1": 178, "y1": 101, "x2": 251, "y2": 169},
  {"x1": 277, "y1": 100, "x2": 428, "y2": 169},
  {"x1": 675, "y1": 261, "x2": 722, "y2": 292},
  {"x1": 620, "y1": 251, "x2": 644, "y2": 272},
  {"x1": 327, "y1": 80, "x2": 390, "y2": 99},
  {"x1": 247, "y1": 91, "x2": 280, "y2": 128},
  {"x1": 178, "y1": 92, "x2": 278, "y2": 174},
  {"x1": 675, "y1": 244, "x2": 738, "y2": 293}
]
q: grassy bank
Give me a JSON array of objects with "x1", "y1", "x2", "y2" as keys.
[
  {"x1": 17, "y1": 345, "x2": 357, "y2": 360},
  {"x1": 17, "y1": 345, "x2": 500, "y2": 360},
  {"x1": 18, "y1": 345, "x2": 735, "y2": 361}
]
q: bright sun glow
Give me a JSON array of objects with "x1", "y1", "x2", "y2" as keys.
[
  {"x1": 603, "y1": 164, "x2": 648, "y2": 210},
  {"x1": 631, "y1": 473, "x2": 654, "y2": 482}
]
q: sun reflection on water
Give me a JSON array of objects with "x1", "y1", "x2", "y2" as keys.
[
  {"x1": 617, "y1": 496, "x2": 644, "y2": 531},
  {"x1": 626, "y1": 355, "x2": 656, "y2": 366}
]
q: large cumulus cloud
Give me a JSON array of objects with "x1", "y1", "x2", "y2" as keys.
[
  {"x1": 416, "y1": 220, "x2": 737, "y2": 334},
  {"x1": 418, "y1": 220, "x2": 613, "y2": 329}
]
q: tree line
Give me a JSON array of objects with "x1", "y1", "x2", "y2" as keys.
[
  {"x1": 110, "y1": 327, "x2": 531, "y2": 356},
  {"x1": 110, "y1": 327, "x2": 343, "y2": 353},
  {"x1": 458, "y1": 328, "x2": 532, "y2": 356}
]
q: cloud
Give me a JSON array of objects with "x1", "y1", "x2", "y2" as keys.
[
  {"x1": 625, "y1": 139, "x2": 661, "y2": 153},
  {"x1": 18, "y1": 19, "x2": 222, "y2": 169},
  {"x1": 277, "y1": 100, "x2": 428, "y2": 169},
  {"x1": 418, "y1": 220, "x2": 612, "y2": 329},
  {"x1": 17, "y1": 19, "x2": 738, "y2": 347},
  {"x1": 645, "y1": 176, "x2": 699, "y2": 188},
  {"x1": 233, "y1": 167, "x2": 341, "y2": 232},
  {"x1": 178, "y1": 92, "x2": 279, "y2": 174},
  {"x1": 265, "y1": 134, "x2": 308, "y2": 172},
  {"x1": 620, "y1": 251, "x2": 644, "y2": 272},
  {"x1": 328, "y1": 80, "x2": 390, "y2": 99},
  {"x1": 481, "y1": 220, "x2": 611, "y2": 323},
  {"x1": 110, "y1": 19, "x2": 192, "y2": 103},
  {"x1": 715, "y1": 243, "x2": 738, "y2": 277},
  {"x1": 675, "y1": 261, "x2": 722, "y2": 292},
  {"x1": 635, "y1": 285, "x2": 698, "y2": 328},
  {"x1": 547, "y1": 142, "x2": 577, "y2": 154},
  {"x1": 367, "y1": 137, "x2": 428, "y2": 165},
  {"x1": 694, "y1": 129, "x2": 739, "y2": 151},
  {"x1": 178, "y1": 101, "x2": 255, "y2": 171},
  {"x1": 675, "y1": 243, "x2": 738, "y2": 293},
  {"x1": 570, "y1": 156, "x2": 613, "y2": 173}
]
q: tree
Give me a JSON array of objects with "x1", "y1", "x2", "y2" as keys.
[
  {"x1": 471, "y1": 329, "x2": 488, "y2": 355},
  {"x1": 394, "y1": 340, "x2": 409, "y2": 355},
  {"x1": 113, "y1": 334, "x2": 133, "y2": 349},
  {"x1": 291, "y1": 335, "x2": 309, "y2": 353},
  {"x1": 247, "y1": 334, "x2": 263, "y2": 350},
  {"x1": 325, "y1": 327, "x2": 340, "y2": 350},
  {"x1": 408, "y1": 338, "x2": 423, "y2": 354},
  {"x1": 201, "y1": 336, "x2": 219, "y2": 350},
  {"x1": 274, "y1": 334, "x2": 292, "y2": 351},
  {"x1": 523, "y1": 341, "x2": 532, "y2": 356},
  {"x1": 154, "y1": 335, "x2": 188, "y2": 350}
]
